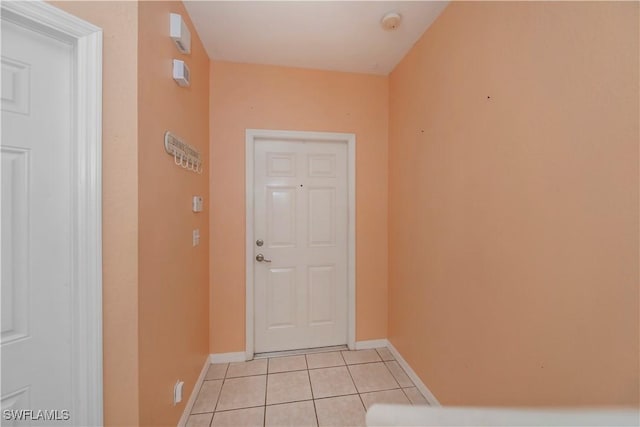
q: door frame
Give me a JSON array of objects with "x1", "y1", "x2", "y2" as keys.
[
  {"x1": 1, "y1": 1, "x2": 103, "y2": 424},
  {"x1": 245, "y1": 129, "x2": 356, "y2": 359}
]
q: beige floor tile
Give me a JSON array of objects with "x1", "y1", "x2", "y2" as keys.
[
  {"x1": 186, "y1": 413, "x2": 213, "y2": 427},
  {"x1": 306, "y1": 351, "x2": 345, "y2": 369},
  {"x1": 360, "y1": 389, "x2": 411, "y2": 410},
  {"x1": 348, "y1": 362, "x2": 399, "y2": 393},
  {"x1": 206, "y1": 363, "x2": 229, "y2": 380},
  {"x1": 217, "y1": 375, "x2": 267, "y2": 411},
  {"x1": 265, "y1": 400, "x2": 317, "y2": 427},
  {"x1": 211, "y1": 407, "x2": 264, "y2": 427},
  {"x1": 268, "y1": 355, "x2": 307, "y2": 373},
  {"x1": 308, "y1": 366, "x2": 357, "y2": 399},
  {"x1": 191, "y1": 380, "x2": 223, "y2": 414},
  {"x1": 315, "y1": 395, "x2": 365, "y2": 427},
  {"x1": 227, "y1": 359, "x2": 268, "y2": 378},
  {"x1": 341, "y1": 349, "x2": 381, "y2": 365},
  {"x1": 403, "y1": 387, "x2": 428, "y2": 405},
  {"x1": 267, "y1": 370, "x2": 312, "y2": 405},
  {"x1": 385, "y1": 361, "x2": 413, "y2": 387},
  {"x1": 376, "y1": 347, "x2": 394, "y2": 361}
]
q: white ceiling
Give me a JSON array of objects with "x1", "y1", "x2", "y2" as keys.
[{"x1": 183, "y1": 1, "x2": 449, "y2": 76}]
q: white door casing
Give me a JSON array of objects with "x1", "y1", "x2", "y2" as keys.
[
  {"x1": 0, "y1": 2, "x2": 102, "y2": 425},
  {"x1": 246, "y1": 130, "x2": 356, "y2": 357}
]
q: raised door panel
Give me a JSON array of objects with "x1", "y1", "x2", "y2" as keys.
[
  {"x1": 267, "y1": 152, "x2": 296, "y2": 177},
  {"x1": 267, "y1": 187, "x2": 297, "y2": 248},
  {"x1": 308, "y1": 265, "x2": 335, "y2": 327},
  {"x1": 308, "y1": 188, "x2": 336, "y2": 247},
  {"x1": 308, "y1": 154, "x2": 336, "y2": 178},
  {"x1": 1, "y1": 57, "x2": 30, "y2": 115},
  {"x1": 1, "y1": 147, "x2": 30, "y2": 345},
  {"x1": 0, "y1": 387, "x2": 30, "y2": 422},
  {"x1": 266, "y1": 268, "x2": 297, "y2": 330}
]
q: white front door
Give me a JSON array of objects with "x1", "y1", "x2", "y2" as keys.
[
  {"x1": 1, "y1": 16, "x2": 74, "y2": 424},
  {"x1": 253, "y1": 138, "x2": 348, "y2": 353}
]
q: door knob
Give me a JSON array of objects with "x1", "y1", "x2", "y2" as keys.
[{"x1": 255, "y1": 253, "x2": 272, "y2": 263}]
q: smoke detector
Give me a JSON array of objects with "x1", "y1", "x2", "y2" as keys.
[{"x1": 381, "y1": 11, "x2": 402, "y2": 31}]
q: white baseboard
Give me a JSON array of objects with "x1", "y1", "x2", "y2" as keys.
[
  {"x1": 386, "y1": 340, "x2": 440, "y2": 406},
  {"x1": 210, "y1": 351, "x2": 247, "y2": 363},
  {"x1": 177, "y1": 355, "x2": 210, "y2": 427},
  {"x1": 355, "y1": 339, "x2": 389, "y2": 350}
]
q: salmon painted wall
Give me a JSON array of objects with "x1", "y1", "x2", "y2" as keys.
[
  {"x1": 51, "y1": 2, "x2": 140, "y2": 425},
  {"x1": 137, "y1": 2, "x2": 209, "y2": 425},
  {"x1": 388, "y1": 1, "x2": 639, "y2": 406},
  {"x1": 209, "y1": 62, "x2": 388, "y2": 353}
]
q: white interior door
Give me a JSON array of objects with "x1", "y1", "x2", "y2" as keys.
[
  {"x1": 1, "y1": 16, "x2": 74, "y2": 424},
  {"x1": 254, "y1": 139, "x2": 348, "y2": 353}
]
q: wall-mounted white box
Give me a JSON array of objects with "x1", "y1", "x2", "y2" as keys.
[
  {"x1": 170, "y1": 13, "x2": 191, "y2": 54},
  {"x1": 173, "y1": 59, "x2": 190, "y2": 87}
]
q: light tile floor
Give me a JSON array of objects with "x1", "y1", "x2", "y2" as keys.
[{"x1": 186, "y1": 347, "x2": 428, "y2": 427}]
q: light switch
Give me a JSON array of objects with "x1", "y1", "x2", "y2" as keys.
[
  {"x1": 192, "y1": 196, "x2": 203, "y2": 212},
  {"x1": 192, "y1": 229, "x2": 200, "y2": 247}
]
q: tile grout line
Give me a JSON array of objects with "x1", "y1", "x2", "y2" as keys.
[
  {"x1": 313, "y1": 392, "x2": 361, "y2": 402},
  {"x1": 399, "y1": 386, "x2": 414, "y2": 406},
  {"x1": 386, "y1": 359, "x2": 419, "y2": 404},
  {"x1": 382, "y1": 352, "x2": 406, "y2": 391},
  {"x1": 265, "y1": 397, "x2": 322, "y2": 407},
  {"x1": 378, "y1": 351, "x2": 401, "y2": 390},
  {"x1": 213, "y1": 403, "x2": 266, "y2": 413},
  {"x1": 210, "y1": 364, "x2": 228, "y2": 420},
  {"x1": 341, "y1": 349, "x2": 369, "y2": 417},
  {"x1": 212, "y1": 360, "x2": 269, "y2": 420},
  {"x1": 375, "y1": 348, "x2": 416, "y2": 405},
  {"x1": 305, "y1": 355, "x2": 321, "y2": 427},
  {"x1": 354, "y1": 347, "x2": 411, "y2": 411},
  {"x1": 188, "y1": 378, "x2": 207, "y2": 416},
  {"x1": 263, "y1": 361, "x2": 269, "y2": 427},
  {"x1": 213, "y1": 369, "x2": 268, "y2": 416},
  {"x1": 377, "y1": 349, "x2": 421, "y2": 404},
  {"x1": 190, "y1": 379, "x2": 226, "y2": 416},
  {"x1": 188, "y1": 363, "x2": 228, "y2": 427}
]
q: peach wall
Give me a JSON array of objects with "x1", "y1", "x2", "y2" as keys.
[
  {"x1": 209, "y1": 62, "x2": 388, "y2": 353},
  {"x1": 137, "y1": 2, "x2": 209, "y2": 426},
  {"x1": 388, "y1": 1, "x2": 639, "y2": 407},
  {"x1": 51, "y1": 2, "x2": 140, "y2": 425}
]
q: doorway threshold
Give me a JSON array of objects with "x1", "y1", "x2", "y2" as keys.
[{"x1": 254, "y1": 344, "x2": 348, "y2": 359}]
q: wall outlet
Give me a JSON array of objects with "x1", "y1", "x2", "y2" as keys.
[
  {"x1": 192, "y1": 229, "x2": 200, "y2": 247},
  {"x1": 173, "y1": 380, "x2": 184, "y2": 405}
]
